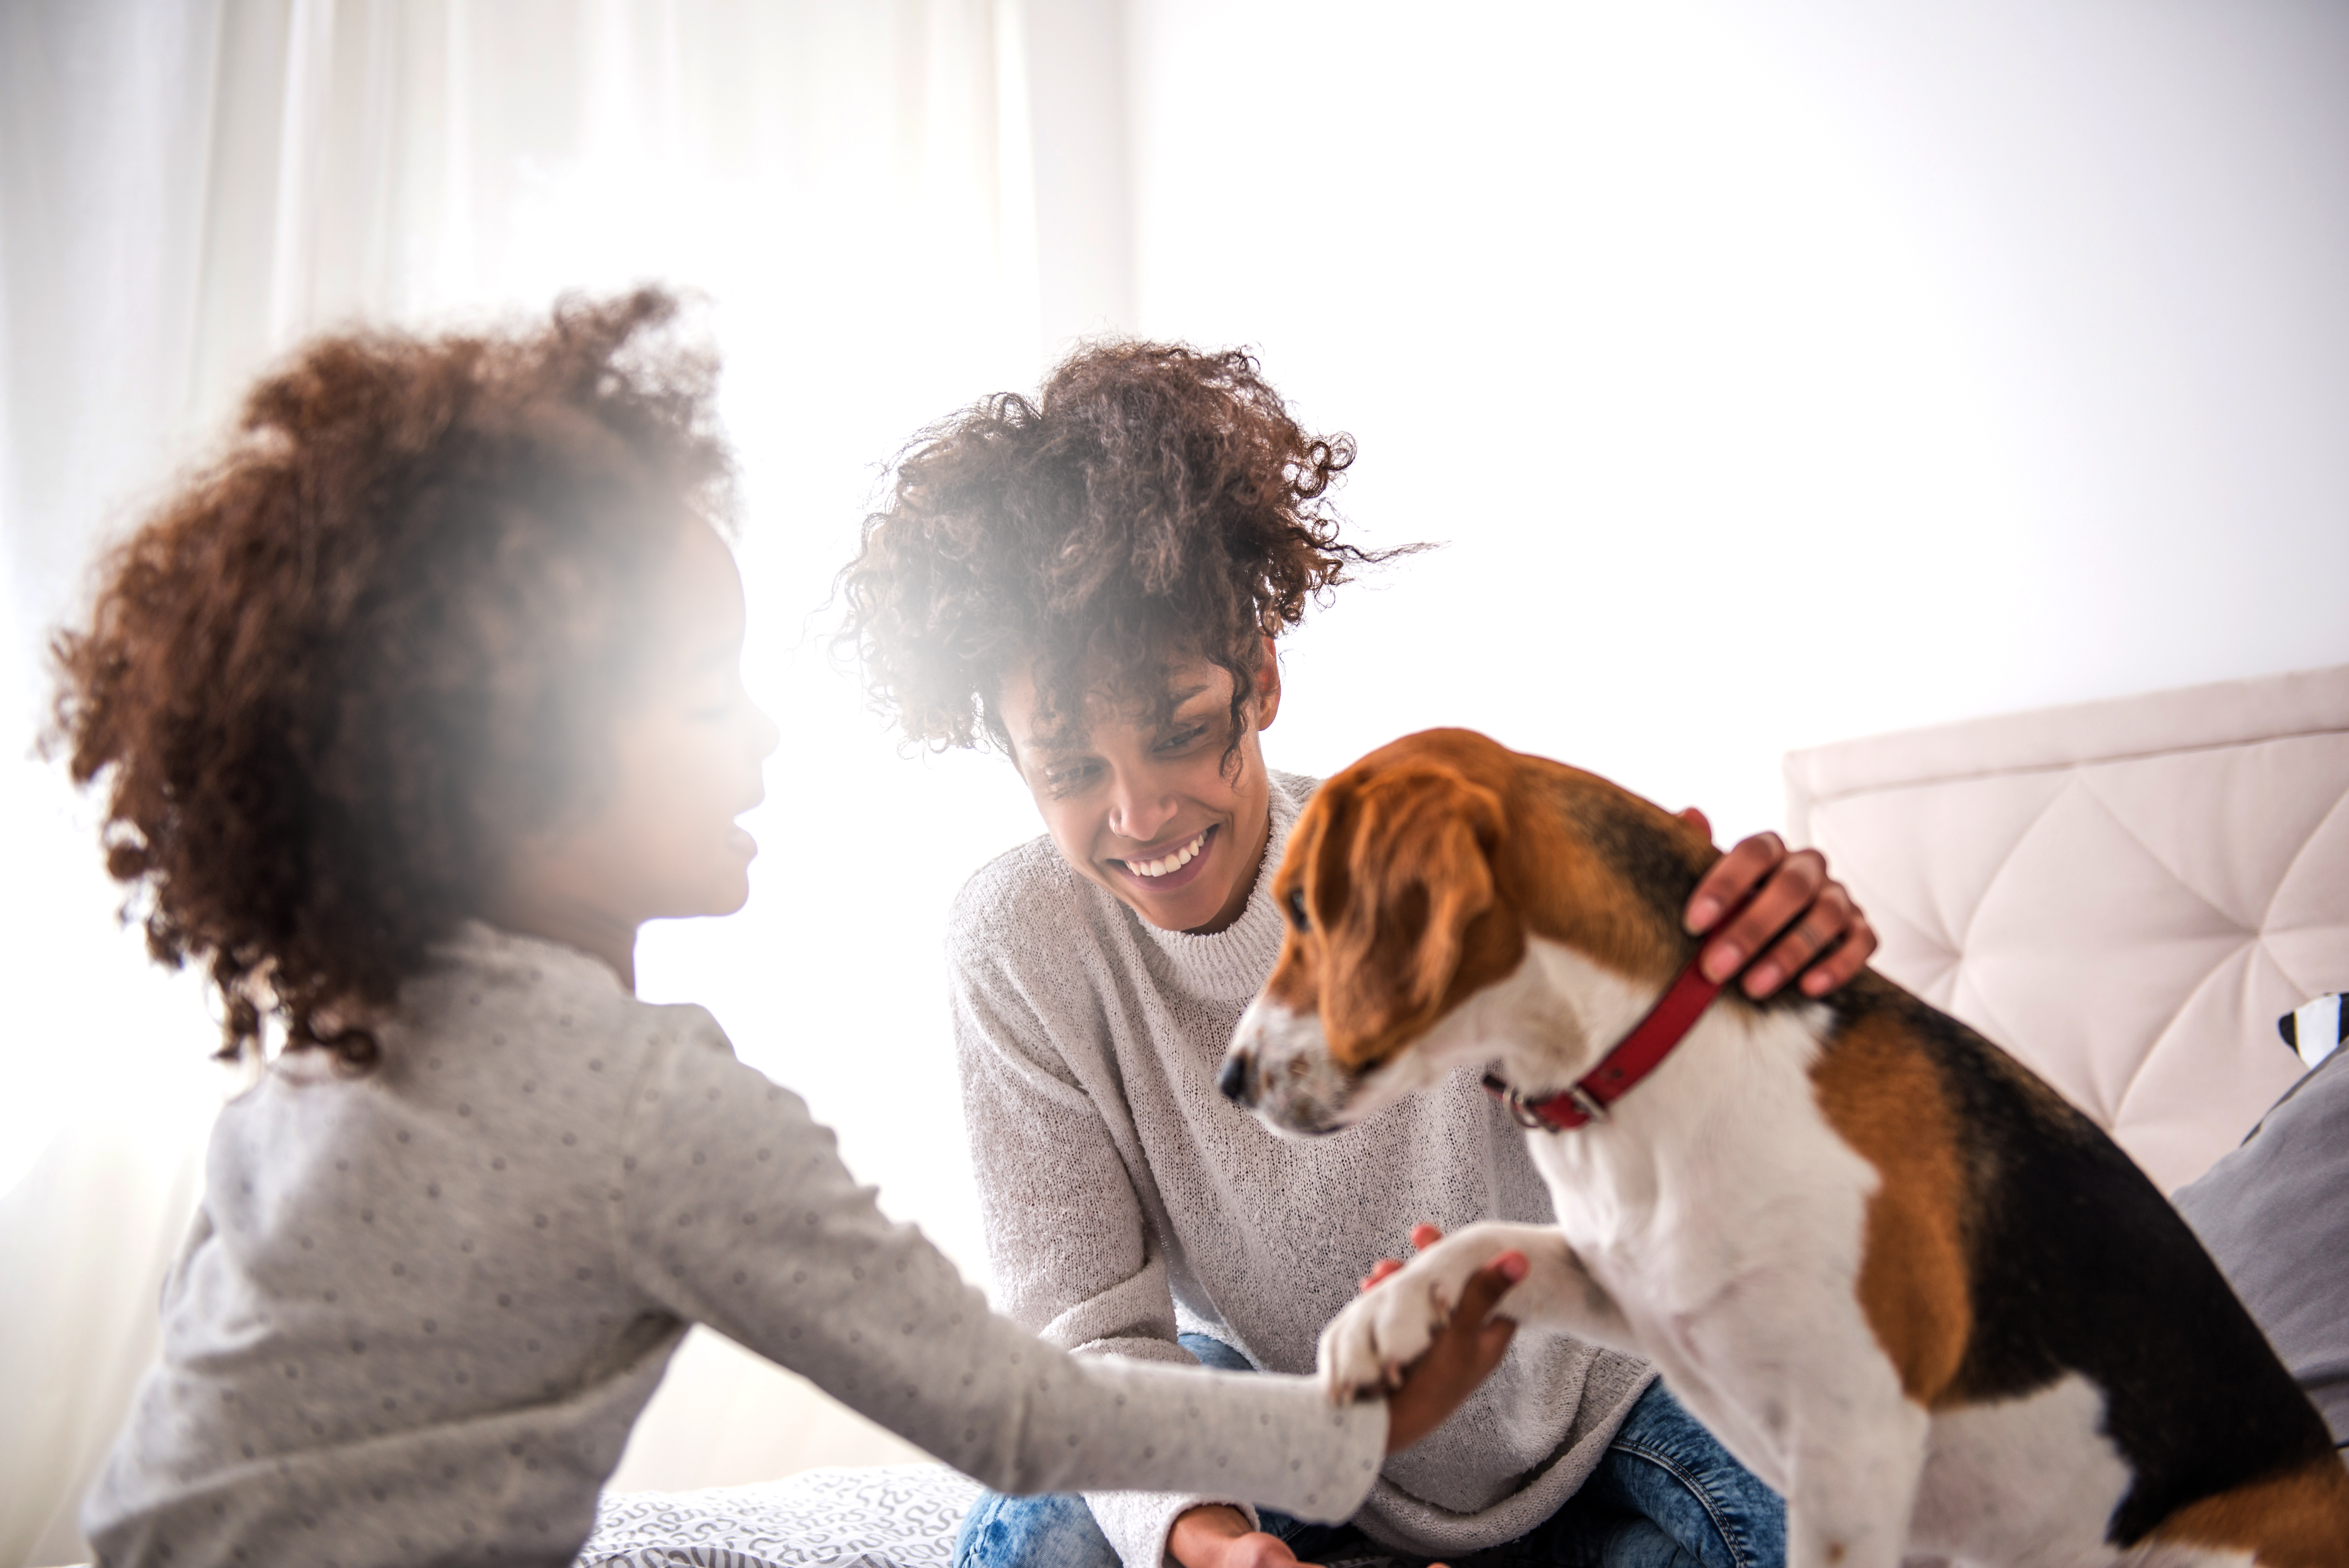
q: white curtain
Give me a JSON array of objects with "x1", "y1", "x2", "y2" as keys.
[{"x1": 0, "y1": 4, "x2": 1067, "y2": 1561}]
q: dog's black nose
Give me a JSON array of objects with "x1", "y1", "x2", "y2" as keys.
[{"x1": 1217, "y1": 1051, "x2": 1253, "y2": 1106}]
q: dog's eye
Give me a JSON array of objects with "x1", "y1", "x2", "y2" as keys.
[{"x1": 1285, "y1": 886, "x2": 1310, "y2": 932}]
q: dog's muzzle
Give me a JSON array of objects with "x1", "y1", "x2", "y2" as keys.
[{"x1": 1223, "y1": 1001, "x2": 1360, "y2": 1135}]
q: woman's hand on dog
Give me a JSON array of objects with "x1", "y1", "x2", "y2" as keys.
[{"x1": 1676, "y1": 808, "x2": 1877, "y2": 999}]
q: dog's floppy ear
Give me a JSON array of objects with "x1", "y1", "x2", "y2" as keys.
[{"x1": 1319, "y1": 764, "x2": 1506, "y2": 1064}]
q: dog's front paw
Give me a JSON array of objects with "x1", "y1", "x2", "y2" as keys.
[{"x1": 1316, "y1": 1260, "x2": 1461, "y2": 1404}]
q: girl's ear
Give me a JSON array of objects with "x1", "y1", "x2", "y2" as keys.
[{"x1": 1251, "y1": 636, "x2": 1282, "y2": 732}]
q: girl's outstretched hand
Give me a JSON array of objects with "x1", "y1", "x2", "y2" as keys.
[{"x1": 1380, "y1": 1247, "x2": 1526, "y2": 1455}]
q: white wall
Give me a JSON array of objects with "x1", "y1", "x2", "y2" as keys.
[{"x1": 1125, "y1": 0, "x2": 2349, "y2": 837}]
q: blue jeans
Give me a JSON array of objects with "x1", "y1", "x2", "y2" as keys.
[{"x1": 954, "y1": 1336, "x2": 1785, "y2": 1568}]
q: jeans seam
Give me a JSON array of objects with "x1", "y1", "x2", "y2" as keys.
[
  {"x1": 952, "y1": 1493, "x2": 987, "y2": 1568},
  {"x1": 1607, "y1": 1437, "x2": 1748, "y2": 1568}
]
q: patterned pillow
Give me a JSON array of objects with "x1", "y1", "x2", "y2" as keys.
[
  {"x1": 577, "y1": 1465, "x2": 982, "y2": 1568},
  {"x1": 574, "y1": 1465, "x2": 1411, "y2": 1568},
  {"x1": 2279, "y1": 993, "x2": 2346, "y2": 1070}
]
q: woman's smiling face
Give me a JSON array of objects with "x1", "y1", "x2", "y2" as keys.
[{"x1": 998, "y1": 642, "x2": 1282, "y2": 936}]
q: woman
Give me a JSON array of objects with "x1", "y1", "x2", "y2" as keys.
[{"x1": 838, "y1": 343, "x2": 1877, "y2": 1568}]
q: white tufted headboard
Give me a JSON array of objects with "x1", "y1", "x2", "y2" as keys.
[{"x1": 1784, "y1": 664, "x2": 2349, "y2": 1195}]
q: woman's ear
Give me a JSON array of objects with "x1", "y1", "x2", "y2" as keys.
[{"x1": 1252, "y1": 636, "x2": 1283, "y2": 732}]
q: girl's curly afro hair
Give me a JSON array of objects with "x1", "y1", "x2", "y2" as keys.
[
  {"x1": 50, "y1": 289, "x2": 732, "y2": 1065},
  {"x1": 836, "y1": 342, "x2": 1410, "y2": 757}
]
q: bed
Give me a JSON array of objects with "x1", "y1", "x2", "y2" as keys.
[
  {"x1": 567, "y1": 661, "x2": 2349, "y2": 1568},
  {"x1": 1783, "y1": 659, "x2": 2348, "y2": 1194}
]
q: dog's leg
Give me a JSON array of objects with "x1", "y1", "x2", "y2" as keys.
[
  {"x1": 1317, "y1": 1222, "x2": 1633, "y2": 1402},
  {"x1": 1679, "y1": 1299, "x2": 1926, "y2": 1568},
  {"x1": 1782, "y1": 1407, "x2": 1926, "y2": 1568}
]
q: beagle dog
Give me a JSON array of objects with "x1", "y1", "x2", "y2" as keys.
[{"x1": 1218, "y1": 729, "x2": 2349, "y2": 1568}]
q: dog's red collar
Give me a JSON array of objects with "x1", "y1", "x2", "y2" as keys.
[{"x1": 1481, "y1": 907, "x2": 1751, "y2": 1132}]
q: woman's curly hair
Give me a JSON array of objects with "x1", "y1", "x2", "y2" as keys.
[
  {"x1": 836, "y1": 342, "x2": 1410, "y2": 757},
  {"x1": 50, "y1": 289, "x2": 732, "y2": 1066}
]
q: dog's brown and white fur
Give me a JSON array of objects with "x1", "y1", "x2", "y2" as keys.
[{"x1": 1220, "y1": 729, "x2": 2349, "y2": 1568}]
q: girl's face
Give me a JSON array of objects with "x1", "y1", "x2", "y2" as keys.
[
  {"x1": 999, "y1": 641, "x2": 1281, "y2": 936},
  {"x1": 499, "y1": 521, "x2": 779, "y2": 967}
]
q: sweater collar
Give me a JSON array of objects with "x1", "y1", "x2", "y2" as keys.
[
  {"x1": 434, "y1": 919, "x2": 633, "y2": 998},
  {"x1": 1133, "y1": 770, "x2": 1313, "y2": 1003}
]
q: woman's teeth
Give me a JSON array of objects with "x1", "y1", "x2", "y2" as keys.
[{"x1": 1126, "y1": 830, "x2": 1207, "y2": 879}]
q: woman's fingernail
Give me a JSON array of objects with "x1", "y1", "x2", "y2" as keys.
[
  {"x1": 1745, "y1": 963, "x2": 1781, "y2": 996},
  {"x1": 1686, "y1": 896, "x2": 1721, "y2": 933},
  {"x1": 1498, "y1": 1253, "x2": 1528, "y2": 1282},
  {"x1": 1702, "y1": 944, "x2": 1741, "y2": 983}
]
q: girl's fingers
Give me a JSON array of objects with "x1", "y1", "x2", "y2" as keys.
[{"x1": 1364, "y1": 1226, "x2": 1448, "y2": 1290}]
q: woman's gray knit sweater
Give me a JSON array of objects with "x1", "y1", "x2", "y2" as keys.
[
  {"x1": 82, "y1": 924, "x2": 1387, "y2": 1568},
  {"x1": 948, "y1": 772, "x2": 1653, "y2": 1568}
]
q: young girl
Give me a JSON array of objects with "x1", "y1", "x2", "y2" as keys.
[{"x1": 52, "y1": 293, "x2": 1520, "y2": 1568}]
